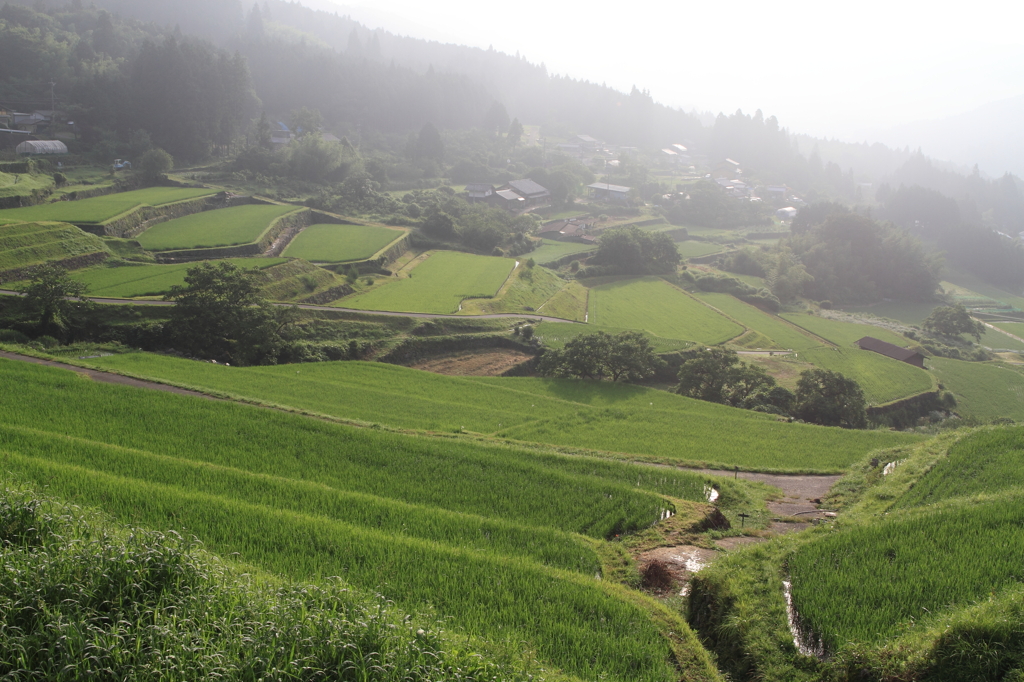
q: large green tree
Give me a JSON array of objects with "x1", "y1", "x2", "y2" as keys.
[
  {"x1": 19, "y1": 264, "x2": 89, "y2": 339},
  {"x1": 590, "y1": 226, "x2": 680, "y2": 275},
  {"x1": 676, "y1": 347, "x2": 792, "y2": 413},
  {"x1": 538, "y1": 331, "x2": 661, "y2": 382},
  {"x1": 924, "y1": 303, "x2": 985, "y2": 342},
  {"x1": 793, "y1": 368, "x2": 866, "y2": 429},
  {"x1": 165, "y1": 262, "x2": 282, "y2": 366}
]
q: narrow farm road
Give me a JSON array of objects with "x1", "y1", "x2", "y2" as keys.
[{"x1": 0, "y1": 289, "x2": 579, "y2": 323}]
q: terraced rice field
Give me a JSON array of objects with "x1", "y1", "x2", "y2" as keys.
[
  {"x1": 896, "y1": 427, "x2": 1024, "y2": 508},
  {"x1": 74, "y1": 353, "x2": 919, "y2": 472},
  {"x1": 790, "y1": 492, "x2": 1024, "y2": 650},
  {"x1": 839, "y1": 300, "x2": 939, "y2": 326},
  {"x1": 337, "y1": 250, "x2": 515, "y2": 314},
  {"x1": 929, "y1": 357, "x2": 1024, "y2": 421},
  {"x1": 0, "y1": 358, "x2": 720, "y2": 682},
  {"x1": 137, "y1": 204, "x2": 300, "y2": 251},
  {"x1": 798, "y1": 347, "x2": 934, "y2": 404},
  {"x1": 982, "y1": 325, "x2": 1024, "y2": 351},
  {"x1": 528, "y1": 238, "x2": 597, "y2": 264},
  {"x1": 586, "y1": 276, "x2": 744, "y2": 344},
  {"x1": 0, "y1": 187, "x2": 215, "y2": 225},
  {"x1": 71, "y1": 258, "x2": 286, "y2": 297},
  {"x1": 0, "y1": 221, "x2": 109, "y2": 273},
  {"x1": 282, "y1": 223, "x2": 403, "y2": 262},
  {"x1": 692, "y1": 293, "x2": 817, "y2": 350},
  {"x1": 781, "y1": 312, "x2": 912, "y2": 348}
]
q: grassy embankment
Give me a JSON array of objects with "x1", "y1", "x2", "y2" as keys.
[
  {"x1": 69, "y1": 258, "x2": 286, "y2": 297},
  {"x1": 0, "y1": 221, "x2": 110, "y2": 274}
]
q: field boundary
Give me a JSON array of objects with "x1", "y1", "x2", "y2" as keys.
[{"x1": 76, "y1": 193, "x2": 220, "y2": 238}]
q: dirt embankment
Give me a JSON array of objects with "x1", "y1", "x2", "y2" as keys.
[{"x1": 411, "y1": 349, "x2": 533, "y2": 376}]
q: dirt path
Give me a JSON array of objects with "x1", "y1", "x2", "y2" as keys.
[
  {"x1": 693, "y1": 468, "x2": 840, "y2": 520},
  {"x1": 411, "y1": 349, "x2": 533, "y2": 376}
]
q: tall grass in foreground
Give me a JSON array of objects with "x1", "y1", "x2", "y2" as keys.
[
  {"x1": 789, "y1": 492, "x2": 1024, "y2": 650},
  {"x1": 0, "y1": 483, "x2": 531, "y2": 682},
  {"x1": 1, "y1": 455, "x2": 693, "y2": 682}
]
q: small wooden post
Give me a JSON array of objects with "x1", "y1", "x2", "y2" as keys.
[{"x1": 738, "y1": 512, "x2": 750, "y2": 528}]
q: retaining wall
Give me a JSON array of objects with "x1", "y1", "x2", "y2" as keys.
[
  {"x1": 154, "y1": 208, "x2": 311, "y2": 262},
  {"x1": 0, "y1": 250, "x2": 108, "y2": 284}
]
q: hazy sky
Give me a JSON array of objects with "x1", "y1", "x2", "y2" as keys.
[{"x1": 325, "y1": 0, "x2": 1024, "y2": 143}]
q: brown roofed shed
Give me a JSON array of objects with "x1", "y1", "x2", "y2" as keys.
[{"x1": 855, "y1": 336, "x2": 925, "y2": 368}]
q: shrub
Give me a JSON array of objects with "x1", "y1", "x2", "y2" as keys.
[{"x1": 0, "y1": 329, "x2": 30, "y2": 344}]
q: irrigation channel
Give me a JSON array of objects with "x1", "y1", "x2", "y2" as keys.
[{"x1": 0, "y1": 290, "x2": 580, "y2": 324}]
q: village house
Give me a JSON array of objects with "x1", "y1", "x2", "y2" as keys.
[
  {"x1": 855, "y1": 337, "x2": 926, "y2": 368},
  {"x1": 587, "y1": 182, "x2": 631, "y2": 204},
  {"x1": 491, "y1": 189, "x2": 526, "y2": 211},
  {"x1": 464, "y1": 183, "x2": 496, "y2": 203},
  {"x1": 538, "y1": 218, "x2": 594, "y2": 242},
  {"x1": 500, "y1": 179, "x2": 550, "y2": 206}
]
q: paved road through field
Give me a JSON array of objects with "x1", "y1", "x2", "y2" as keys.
[{"x1": 0, "y1": 289, "x2": 580, "y2": 323}]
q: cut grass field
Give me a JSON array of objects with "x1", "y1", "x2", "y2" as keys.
[
  {"x1": 282, "y1": 223, "x2": 403, "y2": 262},
  {"x1": 693, "y1": 292, "x2": 818, "y2": 351},
  {"x1": 781, "y1": 312, "x2": 913, "y2": 348},
  {"x1": 586, "y1": 276, "x2": 744, "y2": 344},
  {"x1": 0, "y1": 187, "x2": 216, "y2": 225},
  {"x1": 136, "y1": 204, "x2": 300, "y2": 251},
  {"x1": 528, "y1": 238, "x2": 597, "y2": 264},
  {"x1": 75, "y1": 353, "x2": 922, "y2": 472},
  {"x1": 337, "y1": 250, "x2": 515, "y2": 314},
  {"x1": 0, "y1": 221, "x2": 109, "y2": 273},
  {"x1": 929, "y1": 357, "x2": 1024, "y2": 421},
  {"x1": 70, "y1": 258, "x2": 286, "y2": 297},
  {"x1": 0, "y1": 358, "x2": 723, "y2": 682}
]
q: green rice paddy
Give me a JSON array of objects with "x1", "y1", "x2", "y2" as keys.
[
  {"x1": 282, "y1": 223, "x2": 404, "y2": 262},
  {"x1": 929, "y1": 357, "x2": 1024, "y2": 421},
  {"x1": 137, "y1": 204, "x2": 300, "y2": 251},
  {"x1": 71, "y1": 258, "x2": 286, "y2": 297},
  {"x1": 692, "y1": 292, "x2": 818, "y2": 350},
  {"x1": 676, "y1": 241, "x2": 726, "y2": 259},
  {"x1": 528, "y1": 238, "x2": 597, "y2": 264},
  {"x1": 798, "y1": 347, "x2": 934, "y2": 404},
  {"x1": 781, "y1": 312, "x2": 913, "y2": 348},
  {"x1": 0, "y1": 187, "x2": 216, "y2": 225},
  {"x1": 337, "y1": 250, "x2": 515, "y2": 314},
  {"x1": 586, "y1": 276, "x2": 744, "y2": 344}
]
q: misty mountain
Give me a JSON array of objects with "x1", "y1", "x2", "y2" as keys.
[{"x1": 873, "y1": 94, "x2": 1024, "y2": 178}]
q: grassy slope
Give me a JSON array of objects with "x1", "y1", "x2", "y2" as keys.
[
  {"x1": 72, "y1": 353, "x2": 917, "y2": 472},
  {"x1": 930, "y1": 357, "x2": 1024, "y2": 421},
  {"x1": 0, "y1": 187, "x2": 215, "y2": 224},
  {"x1": 338, "y1": 251, "x2": 515, "y2": 314},
  {"x1": 0, "y1": 221, "x2": 110, "y2": 272},
  {"x1": 137, "y1": 204, "x2": 299, "y2": 251},
  {"x1": 587, "y1": 276, "x2": 744, "y2": 344},
  {"x1": 0, "y1": 358, "x2": 722, "y2": 682},
  {"x1": 70, "y1": 258, "x2": 286, "y2": 297},
  {"x1": 840, "y1": 300, "x2": 939, "y2": 326},
  {"x1": 282, "y1": 223, "x2": 404, "y2": 262}
]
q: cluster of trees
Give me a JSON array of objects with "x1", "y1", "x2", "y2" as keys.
[
  {"x1": 676, "y1": 348, "x2": 867, "y2": 428},
  {"x1": 585, "y1": 226, "x2": 680, "y2": 276},
  {"x1": 788, "y1": 204, "x2": 942, "y2": 303},
  {"x1": 878, "y1": 183, "x2": 1024, "y2": 291},
  {"x1": 923, "y1": 304, "x2": 986, "y2": 342},
  {"x1": 537, "y1": 331, "x2": 662, "y2": 383}
]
